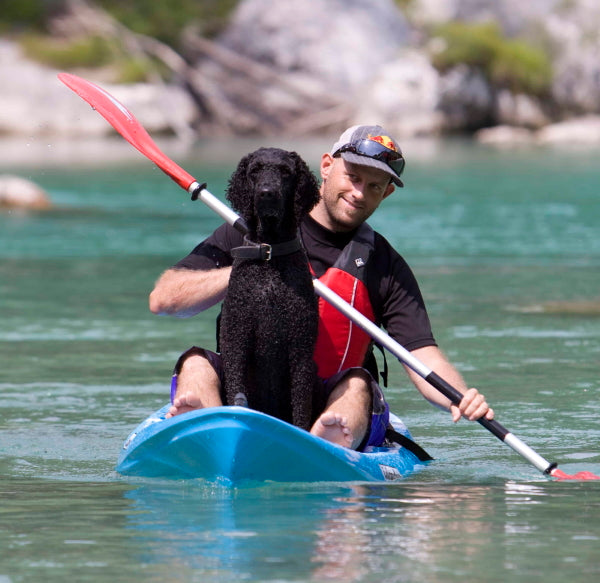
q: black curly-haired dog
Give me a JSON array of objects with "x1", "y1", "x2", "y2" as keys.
[{"x1": 220, "y1": 147, "x2": 322, "y2": 430}]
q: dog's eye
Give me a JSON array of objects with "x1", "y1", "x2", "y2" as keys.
[{"x1": 247, "y1": 166, "x2": 260, "y2": 178}]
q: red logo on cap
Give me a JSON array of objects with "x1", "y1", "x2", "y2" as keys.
[{"x1": 368, "y1": 134, "x2": 397, "y2": 151}]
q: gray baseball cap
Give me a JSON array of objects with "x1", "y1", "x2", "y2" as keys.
[{"x1": 330, "y1": 124, "x2": 405, "y2": 187}]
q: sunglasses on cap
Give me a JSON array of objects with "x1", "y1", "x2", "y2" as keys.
[{"x1": 333, "y1": 138, "x2": 405, "y2": 177}]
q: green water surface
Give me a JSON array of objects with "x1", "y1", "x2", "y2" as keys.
[{"x1": 1, "y1": 137, "x2": 599, "y2": 582}]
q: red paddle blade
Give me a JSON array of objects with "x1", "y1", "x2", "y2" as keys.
[
  {"x1": 550, "y1": 468, "x2": 600, "y2": 480},
  {"x1": 58, "y1": 72, "x2": 196, "y2": 191}
]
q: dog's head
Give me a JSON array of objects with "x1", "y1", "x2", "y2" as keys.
[{"x1": 227, "y1": 148, "x2": 320, "y2": 239}]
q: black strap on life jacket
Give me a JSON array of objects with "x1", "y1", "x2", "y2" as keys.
[
  {"x1": 374, "y1": 343, "x2": 389, "y2": 387},
  {"x1": 384, "y1": 427, "x2": 434, "y2": 462}
]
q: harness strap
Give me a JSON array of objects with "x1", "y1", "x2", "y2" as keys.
[
  {"x1": 384, "y1": 427, "x2": 434, "y2": 462},
  {"x1": 231, "y1": 235, "x2": 303, "y2": 261},
  {"x1": 374, "y1": 343, "x2": 389, "y2": 387}
]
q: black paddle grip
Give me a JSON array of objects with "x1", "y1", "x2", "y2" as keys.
[
  {"x1": 425, "y1": 371, "x2": 509, "y2": 441},
  {"x1": 189, "y1": 182, "x2": 207, "y2": 201}
]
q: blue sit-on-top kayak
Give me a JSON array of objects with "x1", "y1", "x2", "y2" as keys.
[{"x1": 116, "y1": 405, "x2": 431, "y2": 484}]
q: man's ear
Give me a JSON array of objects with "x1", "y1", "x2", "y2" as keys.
[
  {"x1": 320, "y1": 153, "x2": 335, "y2": 180},
  {"x1": 383, "y1": 183, "x2": 395, "y2": 200}
]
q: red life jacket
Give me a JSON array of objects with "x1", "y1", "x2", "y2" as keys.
[{"x1": 312, "y1": 224, "x2": 376, "y2": 379}]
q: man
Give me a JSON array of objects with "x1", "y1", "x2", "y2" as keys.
[{"x1": 149, "y1": 125, "x2": 494, "y2": 450}]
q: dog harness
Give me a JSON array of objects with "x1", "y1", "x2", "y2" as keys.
[{"x1": 312, "y1": 223, "x2": 376, "y2": 379}]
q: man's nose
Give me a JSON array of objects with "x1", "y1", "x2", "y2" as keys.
[{"x1": 350, "y1": 182, "x2": 366, "y2": 199}]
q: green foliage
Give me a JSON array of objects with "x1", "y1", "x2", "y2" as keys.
[
  {"x1": 0, "y1": 0, "x2": 63, "y2": 32},
  {"x1": 394, "y1": 0, "x2": 416, "y2": 10},
  {"x1": 20, "y1": 34, "x2": 114, "y2": 69},
  {"x1": 114, "y1": 57, "x2": 169, "y2": 84},
  {"x1": 491, "y1": 37, "x2": 552, "y2": 95},
  {"x1": 431, "y1": 21, "x2": 552, "y2": 95},
  {"x1": 96, "y1": 0, "x2": 240, "y2": 46},
  {"x1": 20, "y1": 33, "x2": 165, "y2": 82},
  {"x1": 1, "y1": 1, "x2": 239, "y2": 46},
  {"x1": 11, "y1": 0, "x2": 241, "y2": 80},
  {"x1": 114, "y1": 57, "x2": 152, "y2": 84}
]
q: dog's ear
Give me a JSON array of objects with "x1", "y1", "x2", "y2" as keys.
[
  {"x1": 226, "y1": 153, "x2": 249, "y2": 212},
  {"x1": 290, "y1": 152, "x2": 321, "y2": 224},
  {"x1": 226, "y1": 153, "x2": 253, "y2": 215}
]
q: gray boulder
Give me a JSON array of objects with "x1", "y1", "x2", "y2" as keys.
[{"x1": 219, "y1": 0, "x2": 410, "y2": 93}]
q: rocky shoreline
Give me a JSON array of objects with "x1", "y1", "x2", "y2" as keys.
[
  {"x1": 4, "y1": 0, "x2": 600, "y2": 148},
  {"x1": 0, "y1": 40, "x2": 197, "y2": 140}
]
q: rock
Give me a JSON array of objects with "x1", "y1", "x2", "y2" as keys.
[
  {"x1": 219, "y1": 0, "x2": 410, "y2": 94},
  {"x1": 437, "y1": 65, "x2": 494, "y2": 131},
  {"x1": 352, "y1": 51, "x2": 444, "y2": 138},
  {"x1": 6, "y1": 0, "x2": 600, "y2": 140},
  {"x1": 517, "y1": 300, "x2": 600, "y2": 315},
  {"x1": 477, "y1": 115, "x2": 600, "y2": 145},
  {"x1": 536, "y1": 115, "x2": 600, "y2": 144},
  {"x1": 409, "y1": 0, "x2": 460, "y2": 26},
  {"x1": 475, "y1": 125, "x2": 535, "y2": 145},
  {"x1": 411, "y1": 0, "x2": 600, "y2": 121},
  {"x1": 495, "y1": 90, "x2": 549, "y2": 129},
  {"x1": 190, "y1": 0, "x2": 415, "y2": 134},
  {"x1": 0, "y1": 39, "x2": 196, "y2": 137},
  {"x1": 0, "y1": 175, "x2": 52, "y2": 210},
  {"x1": 477, "y1": 116, "x2": 600, "y2": 145},
  {"x1": 413, "y1": 0, "x2": 559, "y2": 37},
  {"x1": 544, "y1": 3, "x2": 600, "y2": 114}
]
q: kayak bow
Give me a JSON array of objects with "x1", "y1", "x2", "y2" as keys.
[{"x1": 116, "y1": 406, "x2": 429, "y2": 484}]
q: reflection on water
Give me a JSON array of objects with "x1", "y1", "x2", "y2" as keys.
[
  {"x1": 2, "y1": 476, "x2": 596, "y2": 582},
  {"x1": 115, "y1": 479, "x2": 600, "y2": 583}
]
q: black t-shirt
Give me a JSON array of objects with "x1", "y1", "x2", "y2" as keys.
[{"x1": 174, "y1": 215, "x2": 436, "y2": 353}]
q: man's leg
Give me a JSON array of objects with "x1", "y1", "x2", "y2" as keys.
[
  {"x1": 310, "y1": 369, "x2": 371, "y2": 450},
  {"x1": 166, "y1": 350, "x2": 223, "y2": 418}
]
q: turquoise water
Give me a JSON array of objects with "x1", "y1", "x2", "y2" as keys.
[{"x1": 1, "y1": 137, "x2": 599, "y2": 582}]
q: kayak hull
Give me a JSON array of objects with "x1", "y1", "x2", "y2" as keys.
[{"x1": 116, "y1": 405, "x2": 428, "y2": 484}]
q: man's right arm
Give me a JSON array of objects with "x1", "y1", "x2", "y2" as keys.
[{"x1": 149, "y1": 266, "x2": 232, "y2": 318}]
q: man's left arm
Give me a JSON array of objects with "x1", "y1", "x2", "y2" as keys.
[{"x1": 402, "y1": 345, "x2": 494, "y2": 423}]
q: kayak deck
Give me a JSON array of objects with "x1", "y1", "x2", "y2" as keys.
[{"x1": 116, "y1": 406, "x2": 429, "y2": 484}]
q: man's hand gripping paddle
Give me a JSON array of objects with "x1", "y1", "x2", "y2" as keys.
[{"x1": 58, "y1": 72, "x2": 599, "y2": 481}]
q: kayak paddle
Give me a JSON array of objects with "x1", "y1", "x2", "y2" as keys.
[{"x1": 58, "y1": 72, "x2": 599, "y2": 481}]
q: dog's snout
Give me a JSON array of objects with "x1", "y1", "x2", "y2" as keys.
[{"x1": 258, "y1": 186, "x2": 278, "y2": 200}]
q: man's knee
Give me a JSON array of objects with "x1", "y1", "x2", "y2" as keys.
[
  {"x1": 170, "y1": 348, "x2": 224, "y2": 409},
  {"x1": 175, "y1": 347, "x2": 219, "y2": 381},
  {"x1": 328, "y1": 369, "x2": 372, "y2": 403},
  {"x1": 173, "y1": 347, "x2": 222, "y2": 395},
  {"x1": 180, "y1": 353, "x2": 212, "y2": 375}
]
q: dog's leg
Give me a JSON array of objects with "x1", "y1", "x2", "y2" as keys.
[
  {"x1": 289, "y1": 348, "x2": 320, "y2": 430},
  {"x1": 290, "y1": 306, "x2": 318, "y2": 430},
  {"x1": 220, "y1": 285, "x2": 256, "y2": 408},
  {"x1": 254, "y1": 318, "x2": 293, "y2": 422}
]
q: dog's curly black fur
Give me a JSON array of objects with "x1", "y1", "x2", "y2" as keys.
[{"x1": 219, "y1": 147, "x2": 321, "y2": 429}]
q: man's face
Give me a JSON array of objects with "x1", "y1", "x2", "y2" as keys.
[{"x1": 311, "y1": 155, "x2": 395, "y2": 232}]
